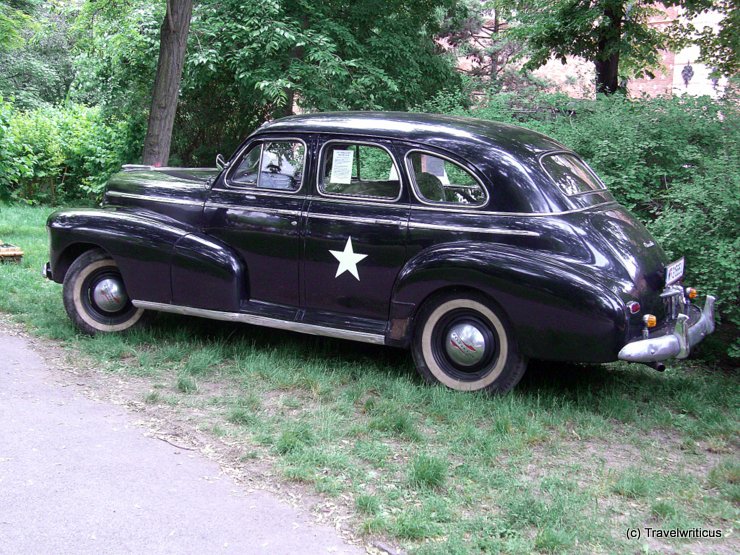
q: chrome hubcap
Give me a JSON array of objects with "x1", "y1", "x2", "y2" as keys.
[
  {"x1": 92, "y1": 278, "x2": 128, "y2": 313},
  {"x1": 445, "y1": 323, "x2": 486, "y2": 367}
]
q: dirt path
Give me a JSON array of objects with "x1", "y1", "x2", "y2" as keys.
[{"x1": 0, "y1": 327, "x2": 366, "y2": 554}]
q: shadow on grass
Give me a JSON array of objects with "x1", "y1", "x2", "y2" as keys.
[
  {"x1": 145, "y1": 313, "x2": 673, "y2": 396},
  {"x1": 148, "y1": 312, "x2": 411, "y2": 375}
]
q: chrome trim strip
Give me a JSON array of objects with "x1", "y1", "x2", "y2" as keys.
[
  {"x1": 122, "y1": 165, "x2": 216, "y2": 172},
  {"x1": 408, "y1": 222, "x2": 540, "y2": 236},
  {"x1": 209, "y1": 187, "x2": 305, "y2": 200},
  {"x1": 308, "y1": 212, "x2": 403, "y2": 227},
  {"x1": 105, "y1": 191, "x2": 204, "y2": 207},
  {"x1": 305, "y1": 195, "x2": 407, "y2": 209},
  {"x1": 404, "y1": 148, "x2": 490, "y2": 209},
  {"x1": 316, "y1": 139, "x2": 403, "y2": 203},
  {"x1": 131, "y1": 301, "x2": 386, "y2": 345},
  {"x1": 223, "y1": 137, "x2": 307, "y2": 194},
  {"x1": 205, "y1": 202, "x2": 303, "y2": 217},
  {"x1": 408, "y1": 200, "x2": 619, "y2": 217},
  {"x1": 108, "y1": 187, "x2": 617, "y2": 218}
]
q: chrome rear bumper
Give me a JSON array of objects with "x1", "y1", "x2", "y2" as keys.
[{"x1": 618, "y1": 295, "x2": 716, "y2": 363}]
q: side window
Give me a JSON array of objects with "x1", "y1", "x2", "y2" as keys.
[
  {"x1": 319, "y1": 142, "x2": 400, "y2": 200},
  {"x1": 540, "y1": 153, "x2": 605, "y2": 196},
  {"x1": 407, "y1": 151, "x2": 487, "y2": 206},
  {"x1": 229, "y1": 140, "x2": 305, "y2": 191},
  {"x1": 230, "y1": 145, "x2": 261, "y2": 187}
]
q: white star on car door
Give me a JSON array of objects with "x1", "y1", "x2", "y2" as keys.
[{"x1": 329, "y1": 237, "x2": 368, "y2": 280}]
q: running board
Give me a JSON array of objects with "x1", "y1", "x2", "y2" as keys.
[{"x1": 132, "y1": 300, "x2": 386, "y2": 345}]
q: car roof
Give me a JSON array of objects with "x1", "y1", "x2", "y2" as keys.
[{"x1": 259, "y1": 111, "x2": 567, "y2": 158}]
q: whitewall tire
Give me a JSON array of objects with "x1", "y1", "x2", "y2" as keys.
[
  {"x1": 412, "y1": 293, "x2": 527, "y2": 393},
  {"x1": 62, "y1": 249, "x2": 146, "y2": 335}
]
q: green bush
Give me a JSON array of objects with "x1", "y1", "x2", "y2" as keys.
[
  {"x1": 0, "y1": 99, "x2": 138, "y2": 203},
  {"x1": 464, "y1": 91, "x2": 739, "y2": 360},
  {"x1": 650, "y1": 154, "x2": 740, "y2": 358}
]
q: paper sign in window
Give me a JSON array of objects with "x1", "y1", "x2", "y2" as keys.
[
  {"x1": 330, "y1": 150, "x2": 354, "y2": 184},
  {"x1": 422, "y1": 155, "x2": 450, "y2": 185}
]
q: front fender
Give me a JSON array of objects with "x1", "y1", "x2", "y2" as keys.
[
  {"x1": 392, "y1": 243, "x2": 626, "y2": 362},
  {"x1": 47, "y1": 208, "x2": 244, "y2": 311}
]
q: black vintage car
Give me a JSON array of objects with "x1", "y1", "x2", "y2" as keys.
[{"x1": 44, "y1": 112, "x2": 716, "y2": 393}]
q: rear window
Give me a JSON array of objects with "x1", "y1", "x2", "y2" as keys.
[{"x1": 541, "y1": 153, "x2": 605, "y2": 196}]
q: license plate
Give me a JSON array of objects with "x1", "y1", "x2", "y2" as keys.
[{"x1": 665, "y1": 257, "x2": 685, "y2": 285}]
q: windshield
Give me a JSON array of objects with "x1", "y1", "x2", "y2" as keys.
[{"x1": 541, "y1": 153, "x2": 605, "y2": 196}]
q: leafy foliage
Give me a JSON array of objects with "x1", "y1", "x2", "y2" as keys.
[
  {"x1": 651, "y1": 155, "x2": 740, "y2": 358},
  {"x1": 0, "y1": 99, "x2": 133, "y2": 203},
  {"x1": 0, "y1": 2, "x2": 75, "y2": 109},
  {"x1": 0, "y1": 0, "x2": 38, "y2": 52}
]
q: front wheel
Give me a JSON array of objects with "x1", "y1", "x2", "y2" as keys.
[
  {"x1": 411, "y1": 293, "x2": 527, "y2": 393},
  {"x1": 62, "y1": 249, "x2": 146, "y2": 335}
]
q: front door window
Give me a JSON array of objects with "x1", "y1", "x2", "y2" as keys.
[{"x1": 229, "y1": 141, "x2": 305, "y2": 192}]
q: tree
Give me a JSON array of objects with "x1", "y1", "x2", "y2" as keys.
[
  {"x1": 440, "y1": 0, "x2": 538, "y2": 91},
  {"x1": 172, "y1": 0, "x2": 460, "y2": 163},
  {"x1": 142, "y1": 0, "x2": 193, "y2": 166},
  {"x1": 512, "y1": 1, "x2": 679, "y2": 94}
]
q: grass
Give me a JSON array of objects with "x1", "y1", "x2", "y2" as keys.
[
  {"x1": 1, "y1": 202, "x2": 738, "y2": 554},
  {"x1": 409, "y1": 454, "x2": 447, "y2": 489}
]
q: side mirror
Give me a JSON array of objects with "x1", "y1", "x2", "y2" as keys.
[{"x1": 216, "y1": 153, "x2": 228, "y2": 170}]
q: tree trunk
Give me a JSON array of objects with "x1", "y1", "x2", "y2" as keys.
[
  {"x1": 490, "y1": 12, "x2": 499, "y2": 80},
  {"x1": 274, "y1": 14, "x2": 308, "y2": 119},
  {"x1": 594, "y1": 5, "x2": 622, "y2": 95},
  {"x1": 595, "y1": 54, "x2": 620, "y2": 94},
  {"x1": 142, "y1": 0, "x2": 193, "y2": 166}
]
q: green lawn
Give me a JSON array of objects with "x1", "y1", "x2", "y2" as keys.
[{"x1": 1, "y1": 203, "x2": 738, "y2": 554}]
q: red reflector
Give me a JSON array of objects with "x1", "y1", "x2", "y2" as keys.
[{"x1": 627, "y1": 301, "x2": 641, "y2": 314}]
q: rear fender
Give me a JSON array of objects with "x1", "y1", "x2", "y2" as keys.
[{"x1": 391, "y1": 243, "x2": 626, "y2": 361}]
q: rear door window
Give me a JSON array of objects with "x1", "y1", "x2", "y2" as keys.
[{"x1": 319, "y1": 142, "x2": 401, "y2": 201}]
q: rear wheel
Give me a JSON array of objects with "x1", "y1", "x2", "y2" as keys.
[
  {"x1": 412, "y1": 293, "x2": 527, "y2": 393},
  {"x1": 62, "y1": 249, "x2": 146, "y2": 335}
]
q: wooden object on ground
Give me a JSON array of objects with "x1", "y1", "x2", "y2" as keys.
[{"x1": 0, "y1": 242, "x2": 23, "y2": 263}]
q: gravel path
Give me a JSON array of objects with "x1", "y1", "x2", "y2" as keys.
[{"x1": 0, "y1": 329, "x2": 364, "y2": 555}]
